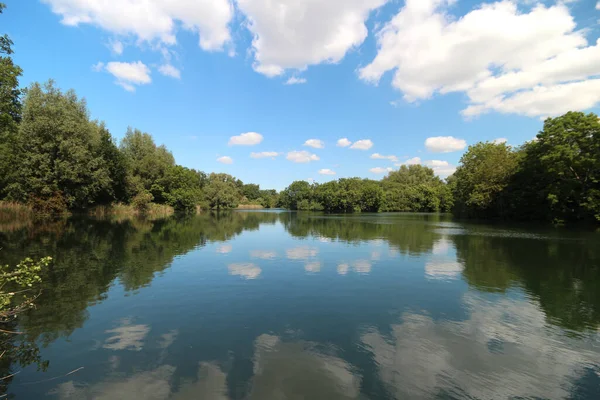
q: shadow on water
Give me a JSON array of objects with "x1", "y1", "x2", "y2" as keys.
[{"x1": 0, "y1": 211, "x2": 598, "y2": 399}]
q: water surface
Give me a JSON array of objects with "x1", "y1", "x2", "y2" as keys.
[{"x1": 1, "y1": 212, "x2": 599, "y2": 399}]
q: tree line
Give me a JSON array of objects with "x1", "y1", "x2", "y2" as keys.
[
  {"x1": 1, "y1": 2, "x2": 598, "y2": 224},
  {"x1": 277, "y1": 110, "x2": 599, "y2": 225}
]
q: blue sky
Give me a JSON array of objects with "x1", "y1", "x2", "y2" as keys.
[{"x1": 3, "y1": 0, "x2": 600, "y2": 190}]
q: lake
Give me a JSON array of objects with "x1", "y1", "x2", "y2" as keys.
[{"x1": 1, "y1": 211, "x2": 599, "y2": 399}]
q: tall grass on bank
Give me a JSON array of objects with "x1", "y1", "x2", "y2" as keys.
[
  {"x1": 88, "y1": 203, "x2": 175, "y2": 219},
  {"x1": 0, "y1": 201, "x2": 32, "y2": 217},
  {"x1": 0, "y1": 202, "x2": 34, "y2": 232},
  {"x1": 236, "y1": 204, "x2": 265, "y2": 210}
]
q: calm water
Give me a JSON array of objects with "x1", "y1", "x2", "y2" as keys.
[{"x1": 1, "y1": 211, "x2": 599, "y2": 399}]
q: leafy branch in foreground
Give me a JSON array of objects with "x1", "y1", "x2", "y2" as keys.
[
  {"x1": 0, "y1": 256, "x2": 51, "y2": 395},
  {"x1": 0, "y1": 257, "x2": 52, "y2": 323}
]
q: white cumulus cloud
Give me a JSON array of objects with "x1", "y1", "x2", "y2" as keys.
[
  {"x1": 425, "y1": 136, "x2": 466, "y2": 153},
  {"x1": 229, "y1": 132, "x2": 264, "y2": 146},
  {"x1": 42, "y1": 0, "x2": 233, "y2": 51},
  {"x1": 424, "y1": 160, "x2": 456, "y2": 177},
  {"x1": 398, "y1": 157, "x2": 421, "y2": 166},
  {"x1": 359, "y1": 0, "x2": 600, "y2": 118},
  {"x1": 371, "y1": 153, "x2": 398, "y2": 162},
  {"x1": 105, "y1": 61, "x2": 151, "y2": 92},
  {"x1": 217, "y1": 156, "x2": 233, "y2": 164},
  {"x1": 318, "y1": 169, "x2": 336, "y2": 175},
  {"x1": 337, "y1": 138, "x2": 352, "y2": 147},
  {"x1": 350, "y1": 139, "x2": 374, "y2": 150},
  {"x1": 158, "y1": 64, "x2": 181, "y2": 79},
  {"x1": 370, "y1": 167, "x2": 393, "y2": 174},
  {"x1": 287, "y1": 151, "x2": 320, "y2": 163},
  {"x1": 304, "y1": 139, "x2": 325, "y2": 149},
  {"x1": 237, "y1": 0, "x2": 388, "y2": 77},
  {"x1": 250, "y1": 151, "x2": 280, "y2": 159},
  {"x1": 396, "y1": 157, "x2": 456, "y2": 177},
  {"x1": 493, "y1": 138, "x2": 508, "y2": 144}
]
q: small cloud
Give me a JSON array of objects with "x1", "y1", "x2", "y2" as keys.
[
  {"x1": 337, "y1": 263, "x2": 350, "y2": 275},
  {"x1": 424, "y1": 160, "x2": 456, "y2": 177},
  {"x1": 286, "y1": 76, "x2": 307, "y2": 85},
  {"x1": 287, "y1": 150, "x2": 319, "y2": 163},
  {"x1": 425, "y1": 262, "x2": 464, "y2": 280},
  {"x1": 425, "y1": 136, "x2": 467, "y2": 153},
  {"x1": 91, "y1": 62, "x2": 105, "y2": 72},
  {"x1": 287, "y1": 247, "x2": 318, "y2": 260},
  {"x1": 104, "y1": 321, "x2": 149, "y2": 351},
  {"x1": 217, "y1": 156, "x2": 233, "y2": 164},
  {"x1": 370, "y1": 167, "x2": 393, "y2": 174},
  {"x1": 336, "y1": 138, "x2": 352, "y2": 147},
  {"x1": 397, "y1": 157, "x2": 421, "y2": 166},
  {"x1": 492, "y1": 138, "x2": 507, "y2": 144},
  {"x1": 350, "y1": 139, "x2": 374, "y2": 150},
  {"x1": 371, "y1": 153, "x2": 398, "y2": 162},
  {"x1": 216, "y1": 244, "x2": 232, "y2": 254},
  {"x1": 229, "y1": 132, "x2": 264, "y2": 146},
  {"x1": 158, "y1": 64, "x2": 181, "y2": 79},
  {"x1": 390, "y1": 100, "x2": 401, "y2": 108},
  {"x1": 253, "y1": 63, "x2": 283, "y2": 77},
  {"x1": 251, "y1": 151, "x2": 280, "y2": 159},
  {"x1": 304, "y1": 139, "x2": 324, "y2": 149},
  {"x1": 425, "y1": 160, "x2": 449, "y2": 167},
  {"x1": 110, "y1": 39, "x2": 124, "y2": 55},
  {"x1": 105, "y1": 61, "x2": 151, "y2": 92},
  {"x1": 228, "y1": 263, "x2": 261, "y2": 280},
  {"x1": 353, "y1": 260, "x2": 372, "y2": 274},
  {"x1": 318, "y1": 169, "x2": 336, "y2": 175},
  {"x1": 597, "y1": 1, "x2": 600, "y2": 10},
  {"x1": 250, "y1": 250, "x2": 277, "y2": 260},
  {"x1": 304, "y1": 261, "x2": 321, "y2": 273}
]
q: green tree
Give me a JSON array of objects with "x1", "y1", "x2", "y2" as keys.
[
  {"x1": 242, "y1": 184, "x2": 261, "y2": 201},
  {"x1": 7, "y1": 81, "x2": 113, "y2": 211},
  {"x1": 382, "y1": 165, "x2": 449, "y2": 212},
  {"x1": 204, "y1": 174, "x2": 240, "y2": 210},
  {"x1": 524, "y1": 112, "x2": 600, "y2": 223},
  {"x1": 452, "y1": 142, "x2": 520, "y2": 218},
  {"x1": 279, "y1": 181, "x2": 313, "y2": 210},
  {"x1": 0, "y1": 3, "x2": 23, "y2": 198},
  {"x1": 119, "y1": 127, "x2": 175, "y2": 201},
  {"x1": 95, "y1": 123, "x2": 128, "y2": 204},
  {"x1": 160, "y1": 165, "x2": 204, "y2": 212}
]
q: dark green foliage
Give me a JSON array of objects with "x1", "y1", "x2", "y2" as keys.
[
  {"x1": 452, "y1": 112, "x2": 600, "y2": 224},
  {"x1": 382, "y1": 165, "x2": 450, "y2": 212},
  {"x1": 95, "y1": 124, "x2": 128, "y2": 204},
  {"x1": 259, "y1": 189, "x2": 279, "y2": 208},
  {"x1": 205, "y1": 173, "x2": 240, "y2": 210},
  {"x1": 242, "y1": 184, "x2": 261, "y2": 201},
  {"x1": 7, "y1": 82, "x2": 114, "y2": 210},
  {"x1": 452, "y1": 142, "x2": 520, "y2": 218},
  {"x1": 0, "y1": 4, "x2": 22, "y2": 198},
  {"x1": 132, "y1": 191, "x2": 153, "y2": 214},
  {"x1": 119, "y1": 127, "x2": 175, "y2": 200},
  {"x1": 160, "y1": 165, "x2": 204, "y2": 212},
  {"x1": 313, "y1": 178, "x2": 383, "y2": 213},
  {"x1": 279, "y1": 181, "x2": 314, "y2": 210}
]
